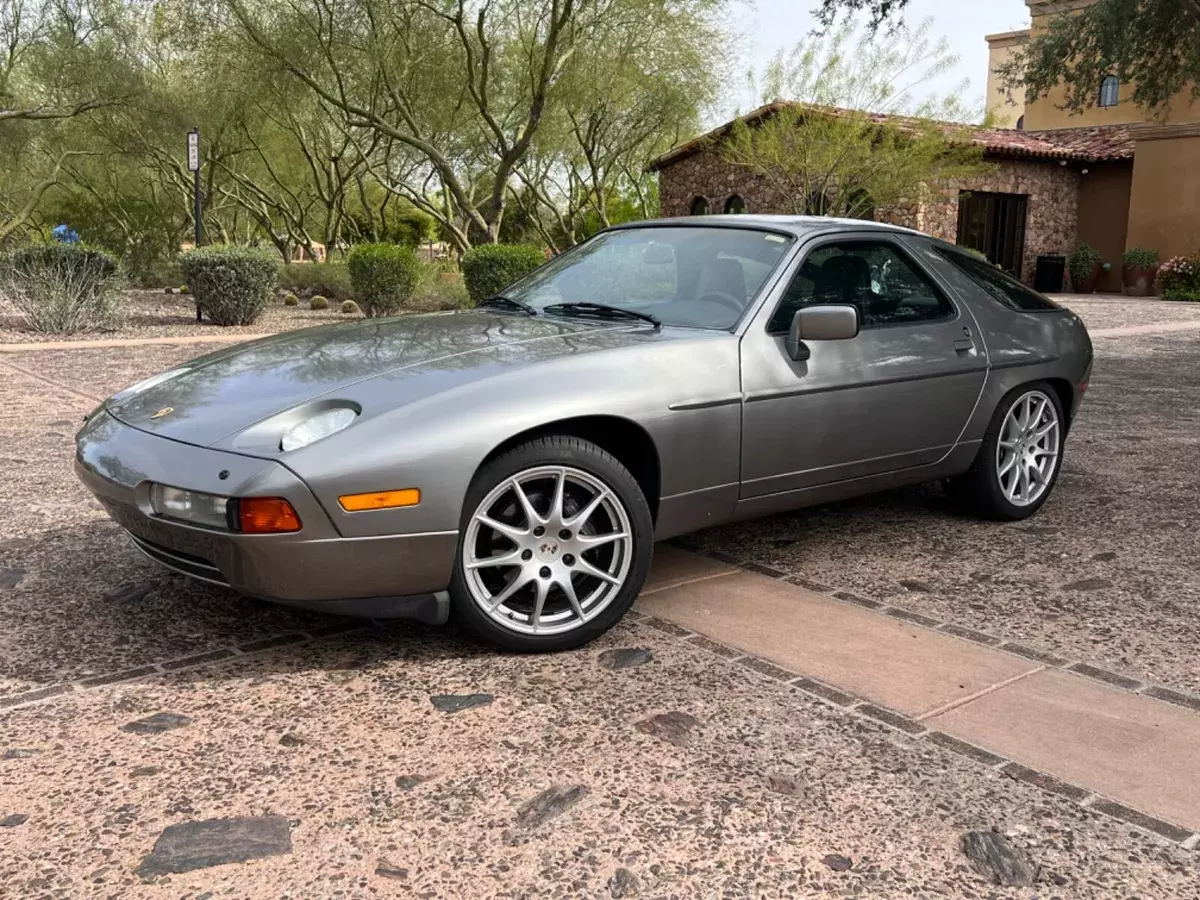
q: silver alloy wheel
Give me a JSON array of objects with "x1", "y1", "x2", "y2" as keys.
[
  {"x1": 996, "y1": 389, "x2": 1061, "y2": 507},
  {"x1": 463, "y1": 465, "x2": 633, "y2": 636}
]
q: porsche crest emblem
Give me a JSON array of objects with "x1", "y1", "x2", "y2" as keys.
[{"x1": 150, "y1": 407, "x2": 174, "y2": 420}]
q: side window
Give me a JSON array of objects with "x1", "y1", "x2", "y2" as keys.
[
  {"x1": 768, "y1": 242, "x2": 956, "y2": 332},
  {"x1": 933, "y1": 245, "x2": 1061, "y2": 312}
]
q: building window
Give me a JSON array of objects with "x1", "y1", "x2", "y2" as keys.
[
  {"x1": 723, "y1": 194, "x2": 747, "y2": 214},
  {"x1": 1099, "y1": 75, "x2": 1119, "y2": 108},
  {"x1": 689, "y1": 196, "x2": 709, "y2": 216},
  {"x1": 1015, "y1": 114, "x2": 1025, "y2": 131}
]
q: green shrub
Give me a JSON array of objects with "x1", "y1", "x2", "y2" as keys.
[
  {"x1": 283, "y1": 292, "x2": 299, "y2": 306},
  {"x1": 460, "y1": 243, "x2": 544, "y2": 304},
  {"x1": 179, "y1": 284, "x2": 189, "y2": 295},
  {"x1": 346, "y1": 242, "x2": 420, "y2": 317},
  {"x1": 1068, "y1": 243, "x2": 1103, "y2": 282},
  {"x1": 309, "y1": 294, "x2": 329, "y2": 310},
  {"x1": 340, "y1": 299, "x2": 360, "y2": 315},
  {"x1": 180, "y1": 245, "x2": 277, "y2": 326},
  {"x1": 1122, "y1": 247, "x2": 1159, "y2": 269},
  {"x1": 0, "y1": 244, "x2": 124, "y2": 334},
  {"x1": 412, "y1": 260, "x2": 469, "y2": 311},
  {"x1": 276, "y1": 261, "x2": 353, "y2": 300},
  {"x1": 1158, "y1": 254, "x2": 1200, "y2": 301}
]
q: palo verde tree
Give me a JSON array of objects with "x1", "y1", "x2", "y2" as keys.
[
  {"x1": 815, "y1": 0, "x2": 1200, "y2": 116},
  {"x1": 720, "y1": 19, "x2": 990, "y2": 219}
]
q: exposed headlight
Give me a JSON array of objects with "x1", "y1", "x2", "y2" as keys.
[
  {"x1": 280, "y1": 407, "x2": 358, "y2": 452},
  {"x1": 110, "y1": 367, "x2": 191, "y2": 404},
  {"x1": 150, "y1": 484, "x2": 230, "y2": 530}
]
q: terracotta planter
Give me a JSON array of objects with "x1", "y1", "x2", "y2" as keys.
[
  {"x1": 1071, "y1": 263, "x2": 1102, "y2": 294},
  {"x1": 1122, "y1": 264, "x2": 1158, "y2": 297}
]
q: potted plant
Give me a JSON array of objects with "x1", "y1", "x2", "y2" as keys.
[
  {"x1": 1121, "y1": 247, "x2": 1160, "y2": 297},
  {"x1": 1068, "y1": 243, "x2": 1104, "y2": 294}
]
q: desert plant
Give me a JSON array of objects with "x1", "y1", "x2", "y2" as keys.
[
  {"x1": 346, "y1": 243, "x2": 420, "y2": 317},
  {"x1": 283, "y1": 292, "x2": 299, "y2": 306},
  {"x1": 460, "y1": 244, "x2": 544, "y2": 304},
  {"x1": 309, "y1": 294, "x2": 329, "y2": 310},
  {"x1": 340, "y1": 299, "x2": 360, "y2": 314},
  {"x1": 276, "y1": 262, "x2": 353, "y2": 300},
  {"x1": 1122, "y1": 247, "x2": 1159, "y2": 269},
  {"x1": 0, "y1": 244, "x2": 124, "y2": 334},
  {"x1": 1158, "y1": 254, "x2": 1200, "y2": 301},
  {"x1": 179, "y1": 245, "x2": 277, "y2": 326}
]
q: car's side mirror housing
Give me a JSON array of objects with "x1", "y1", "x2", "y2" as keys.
[{"x1": 785, "y1": 304, "x2": 860, "y2": 361}]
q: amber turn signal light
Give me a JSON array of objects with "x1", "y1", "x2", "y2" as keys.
[
  {"x1": 236, "y1": 497, "x2": 302, "y2": 534},
  {"x1": 338, "y1": 488, "x2": 421, "y2": 512}
]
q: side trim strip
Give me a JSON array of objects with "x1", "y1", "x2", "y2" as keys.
[
  {"x1": 988, "y1": 356, "x2": 1059, "y2": 371},
  {"x1": 745, "y1": 367, "x2": 987, "y2": 404},
  {"x1": 668, "y1": 395, "x2": 743, "y2": 411}
]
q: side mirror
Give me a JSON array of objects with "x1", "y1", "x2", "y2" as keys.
[{"x1": 785, "y1": 304, "x2": 860, "y2": 361}]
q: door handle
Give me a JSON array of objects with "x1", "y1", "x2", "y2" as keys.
[{"x1": 953, "y1": 339, "x2": 974, "y2": 353}]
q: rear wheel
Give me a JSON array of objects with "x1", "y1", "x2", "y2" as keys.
[
  {"x1": 946, "y1": 383, "x2": 1065, "y2": 521},
  {"x1": 450, "y1": 436, "x2": 653, "y2": 652}
]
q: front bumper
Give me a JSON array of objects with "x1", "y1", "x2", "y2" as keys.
[{"x1": 75, "y1": 411, "x2": 457, "y2": 620}]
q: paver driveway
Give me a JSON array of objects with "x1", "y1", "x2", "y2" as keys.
[{"x1": 1, "y1": 297, "x2": 1199, "y2": 898}]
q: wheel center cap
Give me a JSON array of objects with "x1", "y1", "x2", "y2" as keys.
[{"x1": 535, "y1": 539, "x2": 560, "y2": 562}]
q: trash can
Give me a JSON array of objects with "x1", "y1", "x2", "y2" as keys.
[{"x1": 1034, "y1": 255, "x2": 1066, "y2": 293}]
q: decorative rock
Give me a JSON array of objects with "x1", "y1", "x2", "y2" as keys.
[
  {"x1": 1, "y1": 814, "x2": 29, "y2": 827},
  {"x1": 598, "y1": 648, "x2": 654, "y2": 670},
  {"x1": 608, "y1": 867, "x2": 640, "y2": 897},
  {"x1": 899, "y1": 579, "x2": 933, "y2": 593},
  {"x1": 3, "y1": 748, "x2": 40, "y2": 759},
  {"x1": 765, "y1": 773, "x2": 808, "y2": 798},
  {"x1": 1062, "y1": 577, "x2": 1112, "y2": 591},
  {"x1": 278, "y1": 733, "x2": 303, "y2": 747},
  {"x1": 0, "y1": 567, "x2": 26, "y2": 589},
  {"x1": 395, "y1": 775, "x2": 425, "y2": 790},
  {"x1": 515, "y1": 785, "x2": 588, "y2": 829},
  {"x1": 634, "y1": 711, "x2": 699, "y2": 746},
  {"x1": 121, "y1": 713, "x2": 193, "y2": 735},
  {"x1": 375, "y1": 862, "x2": 408, "y2": 880},
  {"x1": 430, "y1": 693, "x2": 493, "y2": 713},
  {"x1": 135, "y1": 816, "x2": 293, "y2": 880},
  {"x1": 1091, "y1": 551, "x2": 1117, "y2": 561},
  {"x1": 961, "y1": 831, "x2": 1036, "y2": 887},
  {"x1": 130, "y1": 766, "x2": 161, "y2": 777},
  {"x1": 821, "y1": 853, "x2": 853, "y2": 872}
]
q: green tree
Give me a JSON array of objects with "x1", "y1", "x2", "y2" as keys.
[
  {"x1": 815, "y1": 0, "x2": 1200, "y2": 116},
  {"x1": 720, "y1": 19, "x2": 990, "y2": 218}
]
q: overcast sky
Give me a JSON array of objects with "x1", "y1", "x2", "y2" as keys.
[{"x1": 725, "y1": 0, "x2": 1031, "y2": 121}]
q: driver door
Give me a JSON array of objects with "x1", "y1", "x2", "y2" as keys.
[{"x1": 739, "y1": 234, "x2": 988, "y2": 499}]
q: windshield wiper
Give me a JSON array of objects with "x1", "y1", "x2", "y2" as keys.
[
  {"x1": 479, "y1": 294, "x2": 537, "y2": 316},
  {"x1": 543, "y1": 302, "x2": 661, "y2": 329}
]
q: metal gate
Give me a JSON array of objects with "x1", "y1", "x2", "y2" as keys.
[{"x1": 956, "y1": 191, "x2": 1029, "y2": 278}]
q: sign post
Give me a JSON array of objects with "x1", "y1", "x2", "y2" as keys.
[{"x1": 187, "y1": 129, "x2": 203, "y2": 321}]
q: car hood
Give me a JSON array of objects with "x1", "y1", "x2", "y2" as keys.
[{"x1": 105, "y1": 310, "x2": 635, "y2": 447}]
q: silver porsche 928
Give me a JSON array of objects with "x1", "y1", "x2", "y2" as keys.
[{"x1": 76, "y1": 216, "x2": 1092, "y2": 651}]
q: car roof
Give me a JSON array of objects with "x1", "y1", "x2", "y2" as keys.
[{"x1": 607, "y1": 214, "x2": 924, "y2": 240}]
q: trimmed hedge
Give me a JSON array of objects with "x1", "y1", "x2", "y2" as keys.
[
  {"x1": 346, "y1": 243, "x2": 420, "y2": 317},
  {"x1": 180, "y1": 245, "x2": 277, "y2": 326},
  {"x1": 460, "y1": 243, "x2": 544, "y2": 304},
  {"x1": 0, "y1": 243, "x2": 124, "y2": 334},
  {"x1": 276, "y1": 261, "x2": 352, "y2": 300}
]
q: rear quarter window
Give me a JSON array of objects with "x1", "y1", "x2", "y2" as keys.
[{"x1": 933, "y1": 245, "x2": 1061, "y2": 312}]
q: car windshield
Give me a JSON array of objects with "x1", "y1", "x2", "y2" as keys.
[{"x1": 503, "y1": 226, "x2": 795, "y2": 330}]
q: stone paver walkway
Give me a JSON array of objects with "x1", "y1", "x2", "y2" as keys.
[{"x1": 638, "y1": 545, "x2": 1200, "y2": 842}]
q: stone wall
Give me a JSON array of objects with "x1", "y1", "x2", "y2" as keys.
[{"x1": 656, "y1": 147, "x2": 1081, "y2": 284}]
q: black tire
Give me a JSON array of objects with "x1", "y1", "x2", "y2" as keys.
[
  {"x1": 945, "y1": 381, "x2": 1066, "y2": 521},
  {"x1": 449, "y1": 435, "x2": 654, "y2": 652}
]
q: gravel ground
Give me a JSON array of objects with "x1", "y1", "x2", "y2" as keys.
[
  {"x1": 2, "y1": 309, "x2": 1199, "y2": 896},
  {"x1": 1053, "y1": 295, "x2": 1200, "y2": 331}
]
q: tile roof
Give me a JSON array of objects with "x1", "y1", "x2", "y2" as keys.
[{"x1": 645, "y1": 102, "x2": 1136, "y2": 171}]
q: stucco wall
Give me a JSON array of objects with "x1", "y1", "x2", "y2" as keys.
[
  {"x1": 1127, "y1": 131, "x2": 1200, "y2": 261},
  {"x1": 657, "y1": 149, "x2": 1080, "y2": 284},
  {"x1": 1076, "y1": 161, "x2": 1132, "y2": 291},
  {"x1": 985, "y1": 32, "x2": 1028, "y2": 129}
]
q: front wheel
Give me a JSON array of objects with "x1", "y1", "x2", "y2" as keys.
[
  {"x1": 449, "y1": 436, "x2": 653, "y2": 652},
  {"x1": 946, "y1": 383, "x2": 1065, "y2": 521}
]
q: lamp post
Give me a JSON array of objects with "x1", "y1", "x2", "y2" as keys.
[{"x1": 187, "y1": 128, "x2": 203, "y2": 321}]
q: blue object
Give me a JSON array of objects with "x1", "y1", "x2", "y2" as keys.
[{"x1": 52, "y1": 224, "x2": 80, "y2": 244}]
